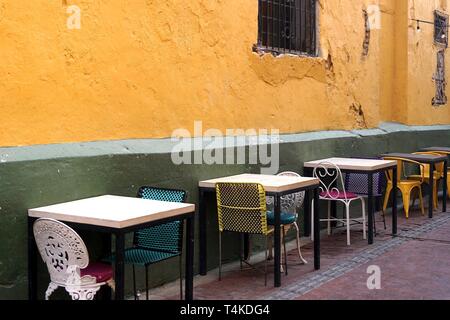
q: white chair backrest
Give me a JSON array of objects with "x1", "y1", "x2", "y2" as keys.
[
  {"x1": 33, "y1": 218, "x2": 89, "y2": 285},
  {"x1": 266, "y1": 171, "x2": 305, "y2": 216},
  {"x1": 312, "y1": 162, "x2": 349, "y2": 202}
]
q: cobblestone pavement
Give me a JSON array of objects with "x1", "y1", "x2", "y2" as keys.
[{"x1": 146, "y1": 204, "x2": 450, "y2": 300}]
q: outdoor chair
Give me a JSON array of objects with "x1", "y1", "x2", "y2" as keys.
[
  {"x1": 266, "y1": 172, "x2": 308, "y2": 269},
  {"x1": 311, "y1": 162, "x2": 367, "y2": 246},
  {"x1": 344, "y1": 170, "x2": 387, "y2": 234},
  {"x1": 110, "y1": 187, "x2": 187, "y2": 300},
  {"x1": 382, "y1": 157, "x2": 425, "y2": 218},
  {"x1": 431, "y1": 151, "x2": 450, "y2": 199},
  {"x1": 216, "y1": 182, "x2": 283, "y2": 286},
  {"x1": 408, "y1": 152, "x2": 445, "y2": 210},
  {"x1": 33, "y1": 218, "x2": 115, "y2": 300}
]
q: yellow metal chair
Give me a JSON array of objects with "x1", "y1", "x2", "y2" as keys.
[
  {"x1": 382, "y1": 157, "x2": 425, "y2": 219},
  {"x1": 216, "y1": 182, "x2": 281, "y2": 286},
  {"x1": 425, "y1": 151, "x2": 450, "y2": 199},
  {"x1": 408, "y1": 152, "x2": 445, "y2": 210}
]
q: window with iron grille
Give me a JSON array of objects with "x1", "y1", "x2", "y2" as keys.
[
  {"x1": 432, "y1": 50, "x2": 447, "y2": 106},
  {"x1": 434, "y1": 10, "x2": 448, "y2": 47},
  {"x1": 257, "y1": 0, "x2": 317, "y2": 56}
]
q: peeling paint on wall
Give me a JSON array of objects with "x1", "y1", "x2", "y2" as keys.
[{"x1": 362, "y1": 9, "x2": 371, "y2": 58}]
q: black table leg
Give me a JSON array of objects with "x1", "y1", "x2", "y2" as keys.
[
  {"x1": 28, "y1": 217, "x2": 38, "y2": 301},
  {"x1": 99, "y1": 234, "x2": 113, "y2": 300},
  {"x1": 392, "y1": 166, "x2": 398, "y2": 236},
  {"x1": 313, "y1": 188, "x2": 320, "y2": 270},
  {"x1": 368, "y1": 173, "x2": 374, "y2": 245},
  {"x1": 429, "y1": 164, "x2": 434, "y2": 219},
  {"x1": 443, "y1": 160, "x2": 447, "y2": 213},
  {"x1": 303, "y1": 167, "x2": 313, "y2": 237},
  {"x1": 185, "y1": 214, "x2": 195, "y2": 301},
  {"x1": 304, "y1": 190, "x2": 311, "y2": 237},
  {"x1": 199, "y1": 189, "x2": 207, "y2": 276},
  {"x1": 114, "y1": 232, "x2": 125, "y2": 300},
  {"x1": 274, "y1": 194, "x2": 281, "y2": 287}
]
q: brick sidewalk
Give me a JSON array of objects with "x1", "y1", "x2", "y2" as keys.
[{"x1": 146, "y1": 204, "x2": 450, "y2": 300}]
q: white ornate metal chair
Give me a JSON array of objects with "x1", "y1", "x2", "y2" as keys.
[
  {"x1": 33, "y1": 218, "x2": 115, "y2": 300},
  {"x1": 311, "y1": 162, "x2": 367, "y2": 246},
  {"x1": 266, "y1": 172, "x2": 308, "y2": 266}
]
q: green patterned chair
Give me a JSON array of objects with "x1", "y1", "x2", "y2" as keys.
[{"x1": 125, "y1": 187, "x2": 187, "y2": 300}]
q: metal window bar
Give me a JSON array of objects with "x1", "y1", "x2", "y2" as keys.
[
  {"x1": 434, "y1": 10, "x2": 449, "y2": 47},
  {"x1": 258, "y1": 0, "x2": 316, "y2": 56}
]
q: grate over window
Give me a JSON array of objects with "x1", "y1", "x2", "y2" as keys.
[
  {"x1": 434, "y1": 10, "x2": 448, "y2": 47},
  {"x1": 432, "y1": 50, "x2": 447, "y2": 106},
  {"x1": 257, "y1": 0, "x2": 317, "y2": 56}
]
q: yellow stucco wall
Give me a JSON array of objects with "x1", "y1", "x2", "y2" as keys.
[
  {"x1": 407, "y1": 0, "x2": 450, "y2": 124},
  {"x1": 0, "y1": 0, "x2": 449, "y2": 147}
]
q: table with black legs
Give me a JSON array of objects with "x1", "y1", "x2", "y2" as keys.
[
  {"x1": 198, "y1": 174, "x2": 320, "y2": 288},
  {"x1": 382, "y1": 153, "x2": 448, "y2": 218},
  {"x1": 303, "y1": 158, "x2": 398, "y2": 244},
  {"x1": 28, "y1": 195, "x2": 195, "y2": 300}
]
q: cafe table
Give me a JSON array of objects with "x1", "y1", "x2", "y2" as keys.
[
  {"x1": 303, "y1": 158, "x2": 398, "y2": 245},
  {"x1": 198, "y1": 174, "x2": 320, "y2": 288},
  {"x1": 28, "y1": 195, "x2": 195, "y2": 300},
  {"x1": 420, "y1": 147, "x2": 450, "y2": 154},
  {"x1": 381, "y1": 153, "x2": 448, "y2": 218}
]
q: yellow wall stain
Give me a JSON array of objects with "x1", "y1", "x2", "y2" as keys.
[{"x1": 0, "y1": 0, "x2": 449, "y2": 147}]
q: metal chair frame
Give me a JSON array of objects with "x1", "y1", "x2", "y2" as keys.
[
  {"x1": 311, "y1": 162, "x2": 367, "y2": 246},
  {"x1": 130, "y1": 186, "x2": 187, "y2": 300},
  {"x1": 33, "y1": 218, "x2": 115, "y2": 300}
]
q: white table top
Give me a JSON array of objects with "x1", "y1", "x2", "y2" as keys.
[
  {"x1": 304, "y1": 157, "x2": 397, "y2": 171},
  {"x1": 199, "y1": 174, "x2": 319, "y2": 193},
  {"x1": 28, "y1": 195, "x2": 195, "y2": 229}
]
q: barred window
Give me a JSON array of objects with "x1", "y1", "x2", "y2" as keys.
[
  {"x1": 434, "y1": 10, "x2": 448, "y2": 47},
  {"x1": 257, "y1": 0, "x2": 317, "y2": 56}
]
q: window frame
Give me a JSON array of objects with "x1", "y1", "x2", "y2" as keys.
[{"x1": 255, "y1": 0, "x2": 318, "y2": 57}]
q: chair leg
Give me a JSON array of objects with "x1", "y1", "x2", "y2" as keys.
[
  {"x1": 264, "y1": 236, "x2": 268, "y2": 287},
  {"x1": 280, "y1": 229, "x2": 284, "y2": 274},
  {"x1": 327, "y1": 201, "x2": 331, "y2": 236},
  {"x1": 239, "y1": 234, "x2": 243, "y2": 271},
  {"x1": 401, "y1": 188, "x2": 411, "y2": 219},
  {"x1": 132, "y1": 264, "x2": 137, "y2": 300},
  {"x1": 179, "y1": 255, "x2": 183, "y2": 300},
  {"x1": 361, "y1": 198, "x2": 367, "y2": 240},
  {"x1": 418, "y1": 187, "x2": 425, "y2": 216},
  {"x1": 219, "y1": 232, "x2": 222, "y2": 281},
  {"x1": 145, "y1": 265, "x2": 149, "y2": 300},
  {"x1": 311, "y1": 199, "x2": 315, "y2": 241},
  {"x1": 45, "y1": 282, "x2": 58, "y2": 300},
  {"x1": 293, "y1": 222, "x2": 307, "y2": 264},
  {"x1": 383, "y1": 184, "x2": 393, "y2": 212},
  {"x1": 346, "y1": 203, "x2": 351, "y2": 246},
  {"x1": 282, "y1": 226, "x2": 288, "y2": 276},
  {"x1": 106, "y1": 279, "x2": 115, "y2": 293}
]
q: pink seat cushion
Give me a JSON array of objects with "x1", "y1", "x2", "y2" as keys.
[
  {"x1": 81, "y1": 262, "x2": 113, "y2": 283},
  {"x1": 320, "y1": 191, "x2": 358, "y2": 200}
]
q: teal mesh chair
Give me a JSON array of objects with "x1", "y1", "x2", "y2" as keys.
[{"x1": 127, "y1": 187, "x2": 187, "y2": 300}]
